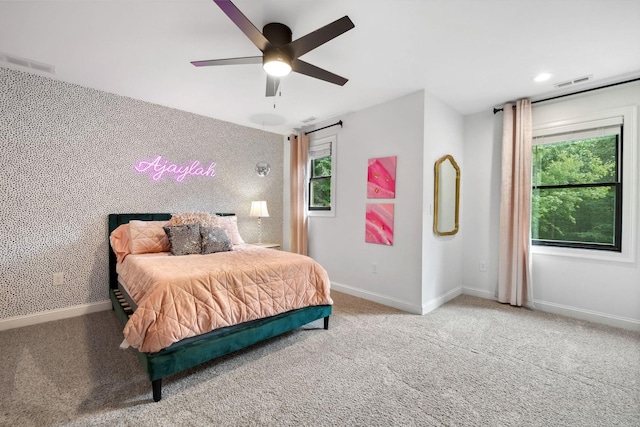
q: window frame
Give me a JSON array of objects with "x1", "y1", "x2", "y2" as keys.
[
  {"x1": 307, "y1": 135, "x2": 337, "y2": 217},
  {"x1": 531, "y1": 124, "x2": 623, "y2": 252},
  {"x1": 530, "y1": 106, "x2": 637, "y2": 263}
]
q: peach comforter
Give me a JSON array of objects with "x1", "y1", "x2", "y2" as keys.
[{"x1": 116, "y1": 245, "x2": 332, "y2": 353}]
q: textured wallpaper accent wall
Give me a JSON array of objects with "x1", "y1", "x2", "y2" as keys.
[{"x1": 0, "y1": 67, "x2": 284, "y2": 319}]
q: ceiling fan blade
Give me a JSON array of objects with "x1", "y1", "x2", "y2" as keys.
[
  {"x1": 266, "y1": 75, "x2": 280, "y2": 97},
  {"x1": 213, "y1": 0, "x2": 270, "y2": 52},
  {"x1": 288, "y1": 16, "x2": 354, "y2": 59},
  {"x1": 191, "y1": 56, "x2": 262, "y2": 67},
  {"x1": 292, "y1": 59, "x2": 348, "y2": 86}
]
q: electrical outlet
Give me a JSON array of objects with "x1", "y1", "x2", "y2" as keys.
[
  {"x1": 53, "y1": 272, "x2": 64, "y2": 286},
  {"x1": 372, "y1": 263, "x2": 378, "y2": 274},
  {"x1": 479, "y1": 262, "x2": 487, "y2": 272}
]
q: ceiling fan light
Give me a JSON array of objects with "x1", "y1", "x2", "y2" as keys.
[{"x1": 263, "y1": 53, "x2": 291, "y2": 77}]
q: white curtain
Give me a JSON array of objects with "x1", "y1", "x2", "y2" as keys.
[
  {"x1": 498, "y1": 99, "x2": 534, "y2": 308},
  {"x1": 289, "y1": 133, "x2": 308, "y2": 255}
]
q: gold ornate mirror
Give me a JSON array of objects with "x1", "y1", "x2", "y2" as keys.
[{"x1": 433, "y1": 154, "x2": 460, "y2": 236}]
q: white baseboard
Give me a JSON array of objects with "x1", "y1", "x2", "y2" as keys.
[
  {"x1": 421, "y1": 286, "x2": 463, "y2": 315},
  {"x1": 0, "y1": 300, "x2": 113, "y2": 331},
  {"x1": 461, "y1": 286, "x2": 639, "y2": 331},
  {"x1": 532, "y1": 300, "x2": 640, "y2": 332},
  {"x1": 462, "y1": 286, "x2": 497, "y2": 300},
  {"x1": 331, "y1": 281, "x2": 423, "y2": 314},
  {"x1": 9, "y1": 290, "x2": 632, "y2": 335},
  {"x1": 331, "y1": 282, "x2": 464, "y2": 315}
]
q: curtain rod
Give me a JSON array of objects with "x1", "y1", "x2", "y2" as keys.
[
  {"x1": 288, "y1": 120, "x2": 343, "y2": 140},
  {"x1": 492, "y1": 77, "x2": 640, "y2": 114}
]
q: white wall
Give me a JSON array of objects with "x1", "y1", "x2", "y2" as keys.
[
  {"x1": 299, "y1": 90, "x2": 465, "y2": 315},
  {"x1": 421, "y1": 94, "x2": 465, "y2": 312},
  {"x1": 462, "y1": 82, "x2": 640, "y2": 330},
  {"x1": 307, "y1": 91, "x2": 426, "y2": 313},
  {"x1": 461, "y1": 111, "x2": 503, "y2": 300}
]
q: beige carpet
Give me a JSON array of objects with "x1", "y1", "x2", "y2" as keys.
[{"x1": 1, "y1": 291, "x2": 639, "y2": 426}]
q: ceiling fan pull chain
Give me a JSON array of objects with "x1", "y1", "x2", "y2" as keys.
[
  {"x1": 274, "y1": 82, "x2": 283, "y2": 109},
  {"x1": 273, "y1": 79, "x2": 278, "y2": 108}
]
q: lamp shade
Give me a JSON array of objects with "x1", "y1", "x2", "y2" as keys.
[{"x1": 250, "y1": 201, "x2": 270, "y2": 218}]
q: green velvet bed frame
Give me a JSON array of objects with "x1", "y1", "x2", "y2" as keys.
[{"x1": 108, "y1": 213, "x2": 331, "y2": 402}]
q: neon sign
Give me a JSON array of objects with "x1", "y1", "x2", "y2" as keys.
[{"x1": 134, "y1": 155, "x2": 216, "y2": 183}]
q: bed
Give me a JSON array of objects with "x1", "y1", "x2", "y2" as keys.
[{"x1": 108, "y1": 213, "x2": 332, "y2": 402}]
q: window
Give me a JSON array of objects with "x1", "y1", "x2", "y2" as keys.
[
  {"x1": 531, "y1": 117, "x2": 623, "y2": 251},
  {"x1": 309, "y1": 155, "x2": 331, "y2": 209},
  {"x1": 308, "y1": 135, "x2": 336, "y2": 216}
]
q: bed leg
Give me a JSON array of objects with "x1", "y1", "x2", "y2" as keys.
[
  {"x1": 152, "y1": 379, "x2": 162, "y2": 402},
  {"x1": 324, "y1": 316, "x2": 330, "y2": 330}
]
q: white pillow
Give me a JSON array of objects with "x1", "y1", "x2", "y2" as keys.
[{"x1": 217, "y1": 216, "x2": 245, "y2": 245}]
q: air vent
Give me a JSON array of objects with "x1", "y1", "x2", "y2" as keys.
[
  {"x1": 554, "y1": 75, "x2": 592, "y2": 89},
  {"x1": 6, "y1": 56, "x2": 29, "y2": 68},
  {"x1": 555, "y1": 80, "x2": 573, "y2": 88},
  {"x1": 572, "y1": 76, "x2": 591, "y2": 84},
  {"x1": 301, "y1": 116, "x2": 318, "y2": 124},
  {"x1": 0, "y1": 52, "x2": 55, "y2": 74}
]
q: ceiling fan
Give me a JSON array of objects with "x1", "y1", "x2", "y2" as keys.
[{"x1": 191, "y1": 0, "x2": 355, "y2": 97}]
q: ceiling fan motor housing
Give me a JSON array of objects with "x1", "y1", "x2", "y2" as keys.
[{"x1": 263, "y1": 23, "x2": 292, "y2": 48}]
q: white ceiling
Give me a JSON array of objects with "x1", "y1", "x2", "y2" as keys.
[{"x1": 1, "y1": 0, "x2": 639, "y2": 135}]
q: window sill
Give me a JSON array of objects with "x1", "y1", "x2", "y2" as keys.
[
  {"x1": 308, "y1": 209, "x2": 335, "y2": 218},
  {"x1": 531, "y1": 244, "x2": 635, "y2": 264}
]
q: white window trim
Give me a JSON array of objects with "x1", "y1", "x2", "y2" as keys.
[
  {"x1": 308, "y1": 134, "x2": 337, "y2": 218},
  {"x1": 531, "y1": 105, "x2": 637, "y2": 263}
]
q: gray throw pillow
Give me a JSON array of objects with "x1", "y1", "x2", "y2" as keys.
[
  {"x1": 200, "y1": 226, "x2": 233, "y2": 254},
  {"x1": 163, "y1": 223, "x2": 201, "y2": 256}
]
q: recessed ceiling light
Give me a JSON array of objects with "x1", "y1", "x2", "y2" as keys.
[{"x1": 532, "y1": 73, "x2": 552, "y2": 82}]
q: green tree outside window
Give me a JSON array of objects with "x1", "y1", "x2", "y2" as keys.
[
  {"x1": 531, "y1": 135, "x2": 620, "y2": 250},
  {"x1": 310, "y1": 156, "x2": 332, "y2": 209}
]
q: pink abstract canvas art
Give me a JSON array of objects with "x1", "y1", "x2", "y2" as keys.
[
  {"x1": 367, "y1": 156, "x2": 397, "y2": 198},
  {"x1": 365, "y1": 203, "x2": 394, "y2": 246}
]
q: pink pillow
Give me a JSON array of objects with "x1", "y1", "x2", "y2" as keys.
[
  {"x1": 109, "y1": 224, "x2": 131, "y2": 263},
  {"x1": 169, "y1": 212, "x2": 221, "y2": 228},
  {"x1": 129, "y1": 220, "x2": 170, "y2": 254}
]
